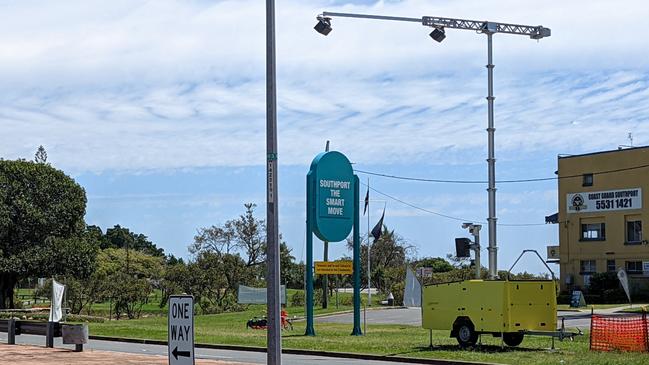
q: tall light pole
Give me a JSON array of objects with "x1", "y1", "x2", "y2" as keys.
[
  {"x1": 266, "y1": 0, "x2": 281, "y2": 363},
  {"x1": 314, "y1": 11, "x2": 550, "y2": 280}
]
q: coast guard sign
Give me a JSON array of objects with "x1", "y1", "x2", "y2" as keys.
[{"x1": 168, "y1": 295, "x2": 194, "y2": 365}]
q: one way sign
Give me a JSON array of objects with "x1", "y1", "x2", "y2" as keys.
[{"x1": 168, "y1": 295, "x2": 194, "y2": 365}]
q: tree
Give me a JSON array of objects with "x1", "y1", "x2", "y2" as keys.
[
  {"x1": 161, "y1": 252, "x2": 251, "y2": 313},
  {"x1": 281, "y1": 242, "x2": 304, "y2": 289},
  {"x1": 190, "y1": 203, "x2": 266, "y2": 268},
  {"x1": 191, "y1": 225, "x2": 234, "y2": 256},
  {"x1": 104, "y1": 225, "x2": 165, "y2": 257},
  {"x1": 98, "y1": 248, "x2": 164, "y2": 280},
  {"x1": 0, "y1": 160, "x2": 91, "y2": 309},
  {"x1": 231, "y1": 203, "x2": 266, "y2": 267},
  {"x1": 413, "y1": 257, "x2": 454, "y2": 273},
  {"x1": 347, "y1": 225, "x2": 415, "y2": 294},
  {"x1": 34, "y1": 145, "x2": 47, "y2": 164},
  {"x1": 165, "y1": 254, "x2": 184, "y2": 266},
  {"x1": 86, "y1": 225, "x2": 109, "y2": 248},
  {"x1": 97, "y1": 248, "x2": 164, "y2": 319}
]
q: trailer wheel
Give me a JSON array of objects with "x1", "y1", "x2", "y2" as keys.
[
  {"x1": 503, "y1": 332, "x2": 524, "y2": 347},
  {"x1": 455, "y1": 322, "x2": 478, "y2": 347}
]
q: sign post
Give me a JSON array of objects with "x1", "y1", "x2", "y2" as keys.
[
  {"x1": 306, "y1": 151, "x2": 361, "y2": 336},
  {"x1": 351, "y1": 174, "x2": 362, "y2": 335},
  {"x1": 168, "y1": 295, "x2": 195, "y2": 365}
]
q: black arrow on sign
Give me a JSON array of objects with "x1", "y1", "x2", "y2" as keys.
[{"x1": 172, "y1": 346, "x2": 191, "y2": 360}]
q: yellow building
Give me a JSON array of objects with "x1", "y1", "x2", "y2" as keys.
[{"x1": 554, "y1": 146, "x2": 648, "y2": 293}]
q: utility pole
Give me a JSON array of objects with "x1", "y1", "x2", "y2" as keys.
[
  {"x1": 314, "y1": 11, "x2": 550, "y2": 280},
  {"x1": 266, "y1": 0, "x2": 281, "y2": 363}
]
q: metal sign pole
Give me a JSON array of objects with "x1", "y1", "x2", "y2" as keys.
[
  {"x1": 351, "y1": 175, "x2": 362, "y2": 335},
  {"x1": 305, "y1": 174, "x2": 315, "y2": 336},
  {"x1": 323, "y1": 241, "x2": 328, "y2": 309},
  {"x1": 266, "y1": 0, "x2": 281, "y2": 362},
  {"x1": 367, "y1": 178, "x2": 371, "y2": 307}
]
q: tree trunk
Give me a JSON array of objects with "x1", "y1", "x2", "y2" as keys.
[
  {"x1": 0, "y1": 276, "x2": 5, "y2": 309},
  {"x1": 0, "y1": 274, "x2": 17, "y2": 309}
]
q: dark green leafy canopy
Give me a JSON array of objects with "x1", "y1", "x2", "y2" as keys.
[
  {"x1": 413, "y1": 257, "x2": 454, "y2": 273},
  {"x1": 0, "y1": 160, "x2": 92, "y2": 308},
  {"x1": 0, "y1": 159, "x2": 87, "y2": 265},
  {"x1": 103, "y1": 224, "x2": 165, "y2": 257}
]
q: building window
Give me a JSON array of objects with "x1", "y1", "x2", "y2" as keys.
[
  {"x1": 626, "y1": 261, "x2": 643, "y2": 275},
  {"x1": 626, "y1": 220, "x2": 642, "y2": 244},
  {"x1": 581, "y1": 223, "x2": 605, "y2": 241},
  {"x1": 580, "y1": 260, "x2": 596, "y2": 274},
  {"x1": 582, "y1": 173, "x2": 593, "y2": 187},
  {"x1": 607, "y1": 260, "x2": 616, "y2": 272}
]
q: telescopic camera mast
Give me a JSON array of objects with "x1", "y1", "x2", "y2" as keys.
[{"x1": 314, "y1": 11, "x2": 550, "y2": 279}]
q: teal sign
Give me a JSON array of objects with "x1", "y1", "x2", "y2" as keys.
[
  {"x1": 305, "y1": 149, "x2": 362, "y2": 336},
  {"x1": 309, "y1": 151, "x2": 354, "y2": 242}
]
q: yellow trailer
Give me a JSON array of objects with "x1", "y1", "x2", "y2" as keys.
[{"x1": 422, "y1": 279, "x2": 557, "y2": 347}]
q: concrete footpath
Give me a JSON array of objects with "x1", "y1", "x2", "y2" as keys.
[{"x1": 0, "y1": 343, "x2": 251, "y2": 365}]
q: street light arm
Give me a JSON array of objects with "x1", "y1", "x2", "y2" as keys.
[
  {"x1": 320, "y1": 11, "x2": 550, "y2": 39},
  {"x1": 423, "y1": 16, "x2": 550, "y2": 39},
  {"x1": 321, "y1": 11, "x2": 422, "y2": 24}
]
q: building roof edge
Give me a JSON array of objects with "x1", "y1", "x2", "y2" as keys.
[{"x1": 558, "y1": 145, "x2": 649, "y2": 160}]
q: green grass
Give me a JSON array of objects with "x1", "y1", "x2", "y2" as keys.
[
  {"x1": 88, "y1": 306, "x2": 649, "y2": 365},
  {"x1": 16, "y1": 288, "x2": 35, "y2": 296},
  {"x1": 621, "y1": 305, "x2": 649, "y2": 313},
  {"x1": 87, "y1": 300, "x2": 167, "y2": 316},
  {"x1": 557, "y1": 303, "x2": 636, "y2": 311}
]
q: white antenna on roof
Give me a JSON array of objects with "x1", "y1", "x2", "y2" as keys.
[{"x1": 618, "y1": 132, "x2": 634, "y2": 150}]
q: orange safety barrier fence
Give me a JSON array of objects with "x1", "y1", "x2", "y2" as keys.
[{"x1": 590, "y1": 313, "x2": 649, "y2": 352}]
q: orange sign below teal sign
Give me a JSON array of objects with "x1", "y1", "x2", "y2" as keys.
[{"x1": 315, "y1": 260, "x2": 353, "y2": 275}]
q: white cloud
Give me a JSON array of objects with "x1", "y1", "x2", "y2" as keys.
[{"x1": 0, "y1": 0, "x2": 647, "y2": 172}]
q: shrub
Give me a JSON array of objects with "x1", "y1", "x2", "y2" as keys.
[
  {"x1": 390, "y1": 281, "x2": 405, "y2": 306},
  {"x1": 588, "y1": 272, "x2": 620, "y2": 295},
  {"x1": 602, "y1": 289, "x2": 627, "y2": 304},
  {"x1": 339, "y1": 294, "x2": 353, "y2": 306},
  {"x1": 290, "y1": 291, "x2": 304, "y2": 307},
  {"x1": 0, "y1": 312, "x2": 105, "y2": 323},
  {"x1": 587, "y1": 272, "x2": 627, "y2": 303},
  {"x1": 557, "y1": 294, "x2": 571, "y2": 305}
]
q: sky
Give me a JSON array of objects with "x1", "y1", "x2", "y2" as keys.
[{"x1": 0, "y1": 0, "x2": 648, "y2": 275}]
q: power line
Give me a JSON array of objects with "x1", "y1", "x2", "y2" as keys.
[
  {"x1": 361, "y1": 182, "x2": 550, "y2": 227},
  {"x1": 354, "y1": 163, "x2": 649, "y2": 184}
]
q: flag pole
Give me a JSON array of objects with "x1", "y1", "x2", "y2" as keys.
[{"x1": 367, "y1": 178, "x2": 371, "y2": 308}]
